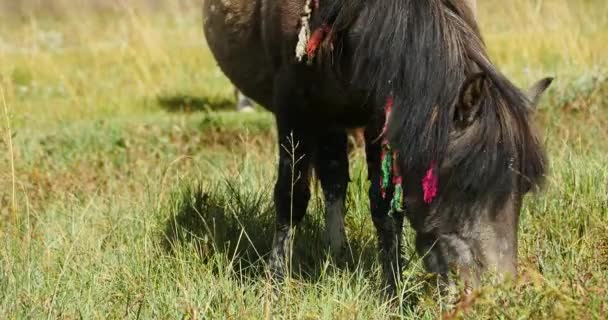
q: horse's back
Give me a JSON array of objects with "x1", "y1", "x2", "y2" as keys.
[
  {"x1": 203, "y1": 0, "x2": 276, "y2": 110},
  {"x1": 203, "y1": 0, "x2": 367, "y2": 125}
]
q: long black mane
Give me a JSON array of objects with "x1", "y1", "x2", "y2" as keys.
[{"x1": 316, "y1": 0, "x2": 546, "y2": 199}]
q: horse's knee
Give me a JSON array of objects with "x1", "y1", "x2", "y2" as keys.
[
  {"x1": 318, "y1": 161, "x2": 348, "y2": 200},
  {"x1": 416, "y1": 233, "x2": 449, "y2": 276},
  {"x1": 273, "y1": 161, "x2": 311, "y2": 225},
  {"x1": 316, "y1": 132, "x2": 349, "y2": 191}
]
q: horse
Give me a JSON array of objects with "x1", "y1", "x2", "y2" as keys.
[{"x1": 202, "y1": 0, "x2": 552, "y2": 294}]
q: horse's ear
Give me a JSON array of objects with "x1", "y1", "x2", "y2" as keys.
[
  {"x1": 455, "y1": 72, "x2": 487, "y2": 125},
  {"x1": 527, "y1": 77, "x2": 554, "y2": 109}
]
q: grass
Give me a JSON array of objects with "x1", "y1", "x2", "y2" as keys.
[{"x1": 0, "y1": 0, "x2": 607, "y2": 318}]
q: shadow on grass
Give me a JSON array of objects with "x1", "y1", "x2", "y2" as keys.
[
  {"x1": 157, "y1": 94, "x2": 235, "y2": 113},
  {"x1": 161, "y1": 180, "x2": 378, "y2": 282}
]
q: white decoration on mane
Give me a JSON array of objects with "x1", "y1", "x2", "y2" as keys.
[{"x1": 295, "y1": 0, "x2": 313, "y2": 61}]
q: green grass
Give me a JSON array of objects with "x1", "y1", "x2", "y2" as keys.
[{"x1": 1, "y1": 0, "x2": 607, "y2": 318}]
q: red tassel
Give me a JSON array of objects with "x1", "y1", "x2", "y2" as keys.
[
  {"x1": 381, "y1": 96, "x2": 394, "y2": 135},
  {"x1": 392, "y1": 174, "x2": 402, "y2": 186},
  {"x1": 392, "y1": 151, "x2": 402, "y2": 185},
  {"x1": 306, "y1": 24, "x2": 331, "y2": 58}
]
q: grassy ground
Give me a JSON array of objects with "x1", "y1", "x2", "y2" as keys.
[{"x1": 0, "y1": 0, "x2": 607, "y2": 318}]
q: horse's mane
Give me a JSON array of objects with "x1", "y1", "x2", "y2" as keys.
[{"x1": 316, "y1": 0, "x2": 546, "y2": 199}]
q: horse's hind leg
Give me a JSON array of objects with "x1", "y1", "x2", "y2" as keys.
[
  {"x1": 364, "y1": 125, "x2": 405, "y2": 295},
  {"x1": 234, "y1": 88, "x2": 254, "y2": 112},
  {"x1": 315, "y1": 130, "x2": 349, "y2": 258}
]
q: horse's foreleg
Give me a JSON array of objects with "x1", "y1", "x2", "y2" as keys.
[
  {"x1": 365, "y1": 125, "x2": 405, "y2": 295},
  {"x1": 269, "y1": 126, "x2": 313, "y2": 279},
  {"x1": 268, "y1": 69, "x2": 314, "y2": 279},
  {"x1": 315, "y1": 130, "x2": 349, "y2": 259}
]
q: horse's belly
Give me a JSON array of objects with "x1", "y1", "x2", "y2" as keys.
[{"x1": 203, "y1": 0, "x2": 275, "y2": 110}]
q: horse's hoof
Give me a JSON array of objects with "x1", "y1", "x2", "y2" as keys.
[
  {"x1": 379, "y1": 282, "x2": 400, "y2": 306},
  {"x1": 267, "y1": 252, "x2": 286, "y2": 281}
]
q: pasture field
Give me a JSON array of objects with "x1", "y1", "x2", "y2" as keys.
[{"x1": 0, "y1": 0, "x2": 607, "y2": 318}]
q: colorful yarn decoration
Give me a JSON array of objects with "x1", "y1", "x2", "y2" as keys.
[
  {"x1": 296, "y1": 0, "x2": 330, "y2": 63},
  {"x1": 379, "y1": 96, "x2": 438, "y2": 210},
  {"x1": 380, "y1": 141, "x2": 392, "y2": 199},
  {"x1": 390, "y1": 158, "x2": 404, "y2": 212},
  {"x1": 295, "y1": 0, "x2": 314, "y2": 61},
  {"x1": 294, "y1": 1, "x2": 438, "y2": 208},
  {"x1": 306, "y1": 24, "x2": 331, "y2": 59},
  {"x1": 422, "y1": 161, "x2": 438, "y2": 204},
  {"x1": 379, "y1": 96, "x2": 404, "y2": 214}
]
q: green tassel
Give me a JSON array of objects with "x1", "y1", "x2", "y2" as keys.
[
  {"x1": 381, "y1": 146, "x2": 392, "y2": 191},
  {"x1": 391, "y1": 183, "x2": 403, "y2": 213}
]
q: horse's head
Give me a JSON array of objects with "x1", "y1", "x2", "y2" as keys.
[
  {"x1": 323, "y1": 0, "x2": 553, "y2": 290},
  {"x1": 411, "y1": 72, "x2": 552, "y2": 285}
]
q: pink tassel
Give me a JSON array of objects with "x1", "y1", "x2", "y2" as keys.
[{"x1": 422, "y1": 162, "x2": 438, "y2": 204}]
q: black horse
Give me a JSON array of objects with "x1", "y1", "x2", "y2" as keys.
[{"x1": 203, "y1": 0, "x2": 552, "y2": 294}]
